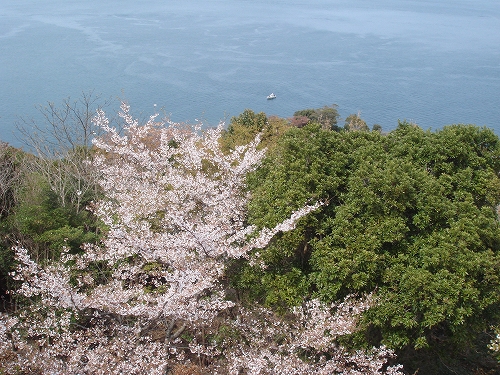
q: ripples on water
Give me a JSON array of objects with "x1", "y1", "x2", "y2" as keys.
[{"x1": 0, "y1": 0, "x2": 499, "y2": 146}]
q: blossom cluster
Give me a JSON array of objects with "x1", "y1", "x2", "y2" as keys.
[
  {"x1": 490, "y1": 326, "x2": 500, "y2": 361},
  {"x1": 226, "y1": 296, "x2": 403, "y2": 374}
]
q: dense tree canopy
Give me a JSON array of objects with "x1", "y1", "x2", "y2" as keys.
[
  {"x1": 344, "y1": 112, "x2": 369, "y2": 132},
  {"x1": 0, "y1": 142, "x2": 22, "y2": 220},
  {"x1": 292, "y1": 104, "x2": 340, "y2": 131},
  {"x1": 242, "y1": 122, "x2": 500, "y2": 354},
  {"x1": 220, "y1": 109, "x2": 291, "y2": 152}
]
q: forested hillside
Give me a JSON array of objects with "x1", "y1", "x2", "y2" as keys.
[{"x1": 0, "y1": 98, "x2": 499, "y2": 374}]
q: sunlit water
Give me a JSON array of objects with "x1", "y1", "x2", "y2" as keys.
[{"x1": 1, "y1": 0, "x2": 499, "y2": 146}]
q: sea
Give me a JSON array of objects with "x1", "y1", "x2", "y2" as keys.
[{"x1": 1, "y1": 0, "x2": 499, "y2": 147}]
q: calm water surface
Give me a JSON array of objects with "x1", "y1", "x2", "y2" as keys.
[{"x1": 1, "y1": 0, "x2": 499, "y2": 146}]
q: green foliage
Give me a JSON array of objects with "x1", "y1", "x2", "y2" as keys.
[
  {"x1": 234, "y1": 124, "x2": 361, "y2": 307},
  {"x1": 229, "y1": 109, "x2": 269, "y2": 132},
  {"x1": 8, "y1": 177, "x2": 101, "y2": 258},
  {"x1": 260, "y1": 267, "x2": 310, "y2": 309},
  {"x1": 209, "y1": 324, "x2": 242, "y2": 347},
  {"x1": 0, "y1": 156, "x2": 103, "y2": 298},
  {"x1": 247, "y1": 124, "x2": 350, "y2": 227},
  {"x1": 220, "y1": 110, "x2": 291, "y2": 152},
  {"x1": 0, "y1": 143, "x2": 24, "y2": 219},
  {"x1": 0, "y1": 144, "x2": 28, "y2": 296},
  {"x1": 243, "y1": 122, "x2": 500, "y2": 352},
  {"x1": 344, "y1": 112, "x2": 369, "y2": 131},
  {"x1": 293, "y1": 104, "x2": 340, "y2": 130},
  {"x1": 221, "y1": 109, "x2": 267, "y2": 151}
]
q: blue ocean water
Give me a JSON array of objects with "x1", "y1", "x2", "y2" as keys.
[{"x1": 1, "y1": 0, "x2": 499, "y2": 146}]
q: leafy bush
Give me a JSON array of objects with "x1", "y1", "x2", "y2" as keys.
[{"x1": 244, "y1": 122, "x2": 500, "y2": 354}]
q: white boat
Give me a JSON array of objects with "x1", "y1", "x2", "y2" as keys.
[{"x1": 267, "y1": 93, "x2": 276, "y2": 100}]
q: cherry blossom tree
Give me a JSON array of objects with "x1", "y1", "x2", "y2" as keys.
[
  {"x1": 0, "y1": 103, "x2": 402, "y2": 374},
  {"x1": 490, "y1": 326, "x2": 500, "y2": 362}
]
